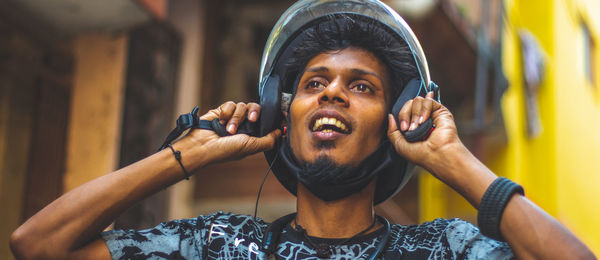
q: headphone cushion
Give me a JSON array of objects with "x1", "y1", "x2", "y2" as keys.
[
  {"x1": 391, "y1": 78, "x2": 422, "y2": 129},
  {"x1": 259, "y1": 75, "x2": 282, "y2": 136}
]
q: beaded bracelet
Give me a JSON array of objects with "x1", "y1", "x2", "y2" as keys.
[{"x1": 477, "y1": 177, "x2": 524, "y2": 240}]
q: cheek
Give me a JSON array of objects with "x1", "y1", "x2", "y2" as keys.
[
  {"x1": 363, "y1": 106, "x2": 388, "y2": 129},
  {"x1": 356, "y1": 105, "x2": 388, "y2": 139},
  {"x1": 288, "y1": 100, "x2": 305, "y2": 132},
  {"x1": 287, "y1": 100, "x2": 310, "y2": 155}
]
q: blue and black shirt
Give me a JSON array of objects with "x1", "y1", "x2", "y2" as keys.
[{"x1": 101, "y1": 212, "x2": 513, "y2": 259}]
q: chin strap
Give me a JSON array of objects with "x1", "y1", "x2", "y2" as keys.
[{"x1": 159, "y1": 106, "x2": 259, "y2": 151}]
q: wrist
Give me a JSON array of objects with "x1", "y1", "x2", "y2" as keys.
[
  {"x1": 425, "y1": 142, "x2": 497, "y2": 207},
  {"x1": 423, "y1": 141, "x2": 468, "y2": 179},
  {"x1": 170, "y1": 134, "x2": 213, "y2": 173}
]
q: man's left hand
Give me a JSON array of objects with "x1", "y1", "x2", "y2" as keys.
[{"x1": 387, "y1": 91, "x2": 463, "y2": 175}]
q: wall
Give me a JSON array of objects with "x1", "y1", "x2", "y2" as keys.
[
  {"x1": 420, "y1": 0, "x2": 600, "y2": 254},
  {"x1": 553, "y1": 0, "x2": 600, "y2": 254},
  {"x1": 498, "y1": 0, "x2": 599, "y2": 254},
  {"x1": 166, "y1": 0, "x2": 205, "y2": 220},
  {"x1": 0, "y1": 38, "x2": 36, "y2": 260},
  {"x1": 63, "y1": 34, "x2": 127, "y2": 191}
]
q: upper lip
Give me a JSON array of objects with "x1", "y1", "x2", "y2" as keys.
[{"x1": 308, "y1": 109, "x2": 352, "y2": 134}]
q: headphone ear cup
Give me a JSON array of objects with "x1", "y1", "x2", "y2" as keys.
[
  {"x1": 259, "y1": 75, "x2": 282, "y2": 137},
  {"x1": 391, "y1": 78, "x2": 422, "y2": 130}
]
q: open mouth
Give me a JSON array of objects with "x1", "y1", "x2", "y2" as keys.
[{"x1": 309, "y1": 113, "x2": 351, "y2": 134}]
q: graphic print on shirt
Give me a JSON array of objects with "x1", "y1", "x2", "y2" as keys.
[{"x1": 101, "y1": 212, "x2": 514, "y2": 260}]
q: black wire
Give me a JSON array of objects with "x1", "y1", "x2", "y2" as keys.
[{"x1": 254, "y1": 152, "x2": 279, "y2": 218}]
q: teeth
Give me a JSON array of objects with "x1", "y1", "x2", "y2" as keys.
[{"x1": 312, "y1": 117, "x2": 348, "y2": 132}]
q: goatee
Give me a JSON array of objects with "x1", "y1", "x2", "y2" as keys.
[{"x1": 298, "y1": 156, "x2": 358, "y2": 185}]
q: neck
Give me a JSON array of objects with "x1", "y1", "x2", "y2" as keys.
[{"x1": 295, "y1": 179, "x2": 379, "y2": 238}]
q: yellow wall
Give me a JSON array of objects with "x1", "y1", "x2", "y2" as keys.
[
  {"x1": 553, "y1": 0, "x2": 600, "y2": 254},
  {"x1": 499, "y1": 0, "x2": 600, "y2": 253},
  {"x1": 421, "y1": 0, "x2": 600, "y2": 255}
]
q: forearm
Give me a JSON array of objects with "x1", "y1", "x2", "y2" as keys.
[
  {"x1": 500, "y1": 195, "x2": 596, "y2": 259},
  {"x1": 429, "y1": 144, "x2": 595, "y2": 259},
  {"x1": 10, "y1": 137, "x2": 207, "y2": 259}
]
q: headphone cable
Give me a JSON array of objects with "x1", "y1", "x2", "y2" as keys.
[{"x1": 254, "y1": 152, "x2": 279, "y2": 218}]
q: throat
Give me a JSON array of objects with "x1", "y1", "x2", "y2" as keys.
[
  {"x1": 295, "y1": 181, "x2": 378, "y2": 238},
  {"x1": 292, "y1": 215, "x2": 378, "y2": 258}
]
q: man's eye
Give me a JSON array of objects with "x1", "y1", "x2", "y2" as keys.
[
  {"x1": 352, "y1": 84, "x2": 372, "y2": 93},
  {"x1": 306, "y1": 81, "x2": 325, "y2": 89}
]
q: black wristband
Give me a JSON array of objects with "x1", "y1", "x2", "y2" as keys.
[
  {"x1": 477, "y1": 177, "x2": 524, "y2": 241},
  {"x1": 167, "y1": 144, "x2": 190, "y2": 180}
]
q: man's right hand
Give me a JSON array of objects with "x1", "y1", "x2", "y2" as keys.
[
  {"x1": 9, "y1": 101, "x2": 281, "y2": 260},
  {"x1": 185, "y1": 101, "x2": 281, "y2": 166}
]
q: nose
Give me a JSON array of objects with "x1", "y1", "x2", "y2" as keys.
[{"x1": 318, "y1": 78, "x2": 348, "y2": 106}]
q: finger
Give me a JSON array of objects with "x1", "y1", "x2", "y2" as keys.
[
  {"x1": 398, "y1": 99, "x2": 413, "y2": 131},
  {"x1": 387, "y1": 114, "x2": 398, "y2": 133},
  {"x1": 243, "y1": 129, "x2": 281, "y2": 154},
  {"x1": 247, "y1": 102, "x2": 261, "y2": 122},
  {"x1": 430, "y1": 100, "x2": 450, "y2": 126},
  {"x1": 200, "y1": 108, "x2": 220, "y2": 121},
  {"x1": 409, "y1": 97, "x2": 425, "y2": 131},
  {"x1": 227, "y1": 102, "x2": 248, "y2": 134},
  {"x1": 420, "y1": 92, "x2": 434, "y2": 124},
  {"x1": 387, "y1": 114, "x2": 407, "y2": 150},
  {"x1": 218, "y1": 101, "x2": 237, "y2": 125},
  {"x1": 425, "y1": 90, "x2": 434, "y2": 99}
]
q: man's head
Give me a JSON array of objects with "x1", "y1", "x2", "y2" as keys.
[
  {"x1": 260, "y1": 0, "x2": 429, "y2": 203},
  {"x1": 286, "y1": 14, "x2": 417, "y2": 168}
]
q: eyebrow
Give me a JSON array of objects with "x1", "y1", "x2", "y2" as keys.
[
  {"x1": 351, "y1": 68, "x2": 385, "y2": 84},
  {"x1": 304, "y1": 66, "x2": 329, "y2": 74},
  {"x1": 303, "y1": 67, "x2": 385, "y2": 84}
]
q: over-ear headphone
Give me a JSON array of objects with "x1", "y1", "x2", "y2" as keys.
[{"x1": 256, "y1": 75, "x2": 439, "y2": 141}]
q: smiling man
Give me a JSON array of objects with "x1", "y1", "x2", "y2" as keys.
[{"x1": 10, "y1": 0, "x2": 595, "y2": 260}]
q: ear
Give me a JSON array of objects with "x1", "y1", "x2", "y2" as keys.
[{"x1": 282, "y1": 111, "x2": 288, "y2": 137}]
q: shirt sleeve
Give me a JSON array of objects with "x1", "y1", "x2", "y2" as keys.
[
  {"x1": 101, "y1": 217, "x2": 206, "y2": 260},
  {"x1": 443, "y1": 218, "x2": 514, "y2": 260}
]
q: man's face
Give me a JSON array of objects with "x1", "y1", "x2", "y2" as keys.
[{"x1": 288, "y1": 47, "x2": 389, "y2": 167}]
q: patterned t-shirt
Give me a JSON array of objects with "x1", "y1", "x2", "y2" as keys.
[{"x1": 101, "y1": 212, "x2": 513, "y2": 259}]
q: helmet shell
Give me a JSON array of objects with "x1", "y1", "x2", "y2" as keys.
[{"x1": 259, "y1": 0, "x2": 432, "y2": 99}]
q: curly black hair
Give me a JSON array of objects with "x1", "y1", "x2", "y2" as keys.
[{"x1": 284, "y1": 13, "x2": 418, "y2": 104}]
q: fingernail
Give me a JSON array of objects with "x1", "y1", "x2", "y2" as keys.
[
  {"x1": 227, "y1": 124, "x2": 235, "y2": 133},
  {"x1": 249, "y1": 111, "x2": 257, "y2": 121},
  {"x1": 419, "y1": 116, "x2": 424, "y2": 124},
  {"x1": 401, "y1": 120, "x2": 408, "y2": 131},
  {"x1": 409, "y1": 122, "x2": 417, "y2": 131}
]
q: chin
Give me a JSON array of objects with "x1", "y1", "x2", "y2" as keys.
[{"x1": 314, "y1": 140, "x2": 336, "y2": 149}]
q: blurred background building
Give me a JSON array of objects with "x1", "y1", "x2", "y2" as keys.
[{"x1": 0, "y1": 0, "x2": 598, "y2": 258}]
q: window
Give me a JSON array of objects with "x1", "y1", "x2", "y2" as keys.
[{"x1": 583, "y1": 23, "x2": 595, "y2": 86}]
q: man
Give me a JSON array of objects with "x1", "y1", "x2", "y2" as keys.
[{"x1": 10, "y1": 0, "x2": 595, "y2": 259}]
